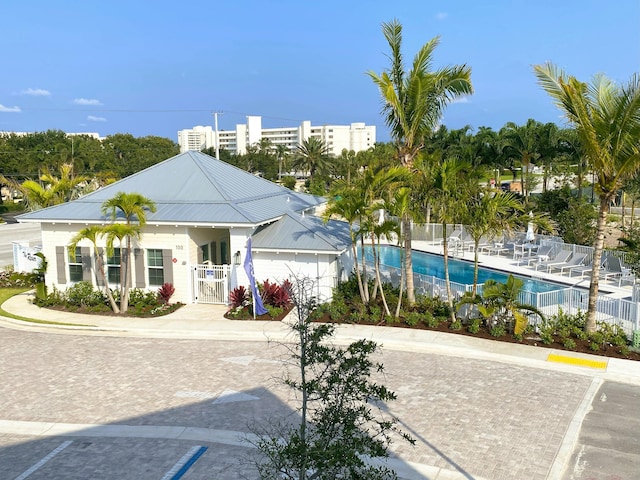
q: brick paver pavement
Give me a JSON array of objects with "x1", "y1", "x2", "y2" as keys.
[{"x1": 0, "y1": 327, "x2": 601, "y2": 479}]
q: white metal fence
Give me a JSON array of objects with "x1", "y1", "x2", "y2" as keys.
[{"x1": 367, "y1": 259, "x2": 640, "y2": 338}]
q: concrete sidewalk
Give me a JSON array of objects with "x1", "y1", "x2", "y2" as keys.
[{"x1": 2, "y1": 290, "x2": 640, "y2": 387}]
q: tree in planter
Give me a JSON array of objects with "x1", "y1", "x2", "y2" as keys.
[
  {"x1": 101, "y1": 192, "x2": 156, "y2": 314},
  {"x1": 251, "y1": 275, "x2": 414, "y2": 479}
]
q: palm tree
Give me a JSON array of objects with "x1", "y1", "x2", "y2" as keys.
[
  {"x1": 430, "y1": 158, "x2": 472, "y2": 322},
  {"x1": 69, "y1": 226, "x2": 120, "y2": 313},
  {"x1": 292, "y1": 137, "x2": 331, "y2": 179},
  {"x1": 101, "y1": 192, "x2": 157, "y2": 313},
  {"x1": 324, "y1": 186, "x2": 368, "y2": 304},
  {"x1": 501, "y1": 119, "x2": 541, "y2": 201},
  {"x1": 2, "y1": 163, "x2": 88, "y2": 211},
  {"x1": 368, "y1": 19, "x2": 473, "y2": 305},
  {"x1": 534, "y1": 63, "x2": 640, "y2": 332},
  {"x1": 463, "y1": 189, "x2": 523, "y2": 296}
]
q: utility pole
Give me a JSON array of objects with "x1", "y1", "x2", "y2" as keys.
[{"x1": 213, "y1": 111, "x2": 223, "y2": 159}]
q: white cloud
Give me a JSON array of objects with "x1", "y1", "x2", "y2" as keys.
[
  {"x1": 435, "y1": 12, "x2": 448, "y2": 21},
  {"x1": 21, "y1": 88, "x2": 50, "y2": 96},
  {"x1": 87, "y1": 115, "x2": 107, "y2": 122},
  {"x1": 73, "y1": 98, "x2": 103, "y2": 106},
  {"x1": 451, "y1": 96, "x2": 470, "y2": 104},
  {"x1": 0, "y1": 104, "x2": 21, "y2": 113}
]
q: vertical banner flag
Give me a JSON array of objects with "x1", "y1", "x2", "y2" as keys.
[{"x1": 243, "y1": 237, "x2": 268, "y2": 316}]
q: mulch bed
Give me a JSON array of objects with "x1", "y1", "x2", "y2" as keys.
[{"x1": 312, "y1": 312, "x2": 640, "y2": 362}]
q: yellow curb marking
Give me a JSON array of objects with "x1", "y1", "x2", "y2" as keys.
[{"x1": 547, "y1": 353, "x2": 607, "y2": 370}]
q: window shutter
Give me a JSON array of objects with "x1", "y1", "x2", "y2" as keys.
[
  {"x1": 55, "y1": 246, "x2": 67, "y2": 284},
  {"x1": 162, "y1": 249, "x2": 173, "y2": 285},
  {"x1": 81, "y1": 247, "x2": 92, "y2": 282},
  {"x1": 96, "y1": 248, "x2": 105, "y2": 287},
  {"x1": 134, "y1": 248, "x2": 145, "y2": 288}
]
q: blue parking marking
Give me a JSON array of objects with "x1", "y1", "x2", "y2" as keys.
[{"x1": 161, "y1": 445, "x2": 208, "y2": 480}]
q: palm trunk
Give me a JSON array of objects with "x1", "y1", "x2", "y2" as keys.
[
  {"x1": 394, "y1": 246, "x2": 405, "y2": 318},
  {"x1": 350, "y1": 240, "x2": 367, "y2": 306},
  {"x1": 359, "y1": 237, "x2": 370, "y2": 303},
  {"x1": 472, "y1": 238, "x2": 480, "y2": 297},
  {"x1": 402, "y1": 215, "x2": 415, "y2": 305},
  {"x1": 374, "y1": 237, "x2": 391, "y2": 317},
  {"x1": 586, "y1": 196, "x2": 610, "y2": 332},
  {"x1": 442, "y1": 223, "x2": 456, "y2": 323},
  {"x1": 120, "y1": 240, "x2": 131, "y2": 313},
  {"x1": 95, "y1": 251, "x2": 120, "y2": 313}
]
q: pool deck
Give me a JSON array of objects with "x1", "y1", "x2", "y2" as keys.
[{"x1": 410, "y1": 240, "x2": 635, "y2": 300}]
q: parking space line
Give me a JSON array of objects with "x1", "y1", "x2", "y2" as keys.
[
  {"x1": 14, "y1": 440, "x2": 73, "y2": 480},
  {"x1": 161, "y1": 445, "x2": 208, "y2": 480}
]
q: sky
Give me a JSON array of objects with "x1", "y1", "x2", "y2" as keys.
[{"x1": 2, "y1": 0, "x2": 639, "y2": 144}]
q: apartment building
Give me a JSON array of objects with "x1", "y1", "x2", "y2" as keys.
[{"x1": 177, "y1": 116, "x2": 376, "y2": 156}]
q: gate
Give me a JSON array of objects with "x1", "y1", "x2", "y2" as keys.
[{"x1": 192, "y1": 264, "x2": 230, "y2": 304}]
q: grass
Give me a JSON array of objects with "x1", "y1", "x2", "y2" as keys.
[{"x1": 0, "y1": 288, "x2": 93, "y2": 327}]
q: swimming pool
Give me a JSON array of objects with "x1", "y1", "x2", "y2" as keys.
[{"x1": 365, "y1": 245, "x2": 563, "y2": 294}]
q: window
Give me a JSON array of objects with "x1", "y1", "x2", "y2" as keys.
[
  {"x1": 107, "y1": 248, "x2": 121, "y2": 284},
  {"x1": 147, "y1": 249, "x2": 164, "y2": 286},
  {"x1": 68, "y1": 247, "x2": 83, "y2": 283}
]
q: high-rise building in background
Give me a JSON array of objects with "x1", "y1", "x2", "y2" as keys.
[{"x1": 177, "y1": 116, "x2": 376, "y2": 156}]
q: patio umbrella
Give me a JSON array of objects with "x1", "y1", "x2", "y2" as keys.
[
  {"x1": 378, "y1": 208, "x2": 385, "y2": 225},
  {"x1": 526, "y1": 211, "x2": 535, "y2": 242}
]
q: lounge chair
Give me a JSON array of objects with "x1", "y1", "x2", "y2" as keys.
[
  {"x1": 526, "y1": 245, "x2": 553, "y2": 266},
  {"x1": 549, "y1": 253, "x2": 588, "y2": 275},
  {"x1": 534, "y1": 250, "x2": 571, "y2": 271},
  {"x1": 600, "y1": 256, "x2": 635, "y2": 286}
]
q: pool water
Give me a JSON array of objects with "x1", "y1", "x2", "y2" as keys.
[{"x1": 366, "y1": 246, "x2": 562, "y2": 294}]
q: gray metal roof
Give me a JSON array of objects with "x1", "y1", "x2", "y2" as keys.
[
  {"x1": 251, "y1": 213, "x2": 351, "y2": 253},
  {"x1": 18, "y1": 151, "x2": 325, "y2": 226}
]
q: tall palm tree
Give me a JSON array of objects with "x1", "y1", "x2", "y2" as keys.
[
  {"x1": 292, "y1": 137, "x2": 331, "y2": 179},
  {"x1": 534, "y1": 63, "x2": 640, "y2": 332},
  {"x1": 101, "y1": 192, "x2": 156, "y2": 313},
  {"x1": 368, "y1": 19, "x2": 473, "y2": 305},
  {"x1": 69, "y1": 226, "x2": 120, "y2": 313},
  {"x1": 501, "y1": 119, "x2": 541, "y2": 200}
]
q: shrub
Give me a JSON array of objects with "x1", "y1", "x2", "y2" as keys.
[
  {"x1": 423, "y1": 312, "x2": 440, "y2": 328},
  {"x1": 66, "y1": 281, "x2": 105, "y2": 307},
  {"x1": 449, "y1": 319, "x2": 462, "y2": 331},
  {"x1": 128, "y1": 288, "x2": 159, "y2": 309},
  {"x1": 490, "y1": 324, "x2": 506, "y2": 337},
  {"x1": 404, "y1": 312, "x2": 421, "y2": 327},
  {"x1": 157, "y1": 283, "x2": 175, "y2": 304},
  {"x1": 563, "y1": 338, "x2": 577, "y2": 350},
  {"x1": 266, "y1": 305, "x2": 284, "y2": 318},
  {"x1": 327, "y1": 299, "x2": 348, "y2": 321},
  {"x1": 229, "y1": 286, "x2": 249, "y2": 308},
  {"x1": 467, "y1": 318, "x2": 481, "y2": 334}
]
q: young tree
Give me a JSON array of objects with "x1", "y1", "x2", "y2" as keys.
[
  {"x1": 251, "y1": 276, "x2": 414, "y2": 479},
  {"x1": 534, "y1": 63, "x2": 640, "y2": 332},
  {"x1": 368, "y1": 19, "x2": 473, "y2": 305}
]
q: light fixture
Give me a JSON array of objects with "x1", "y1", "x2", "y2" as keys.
[{"x1": 233, "y1": 250, "x2": 241, "y2": 265}]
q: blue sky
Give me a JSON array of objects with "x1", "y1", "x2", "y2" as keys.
[{"x1": 2, "y1": 0, "x2": 638, "y2": 143}]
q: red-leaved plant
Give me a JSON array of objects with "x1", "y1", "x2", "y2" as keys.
[
  {"x1": 229, "y1": 285, "x2": 249, "y2": 308},
  {"x1": 260, "y1": 280, "x2": 292, "y2": 308},
  {"x1": 157, "y1": 283, "x2": 175, "y2": 304}
]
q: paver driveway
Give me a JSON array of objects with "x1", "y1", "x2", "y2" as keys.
[{"x1": 3, "y1": 325, "x2": 635, "y2": 479}]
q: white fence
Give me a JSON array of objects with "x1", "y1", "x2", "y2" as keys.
[{"x1": 367, "y1": 259, "x2": 640, "y2": 338}]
